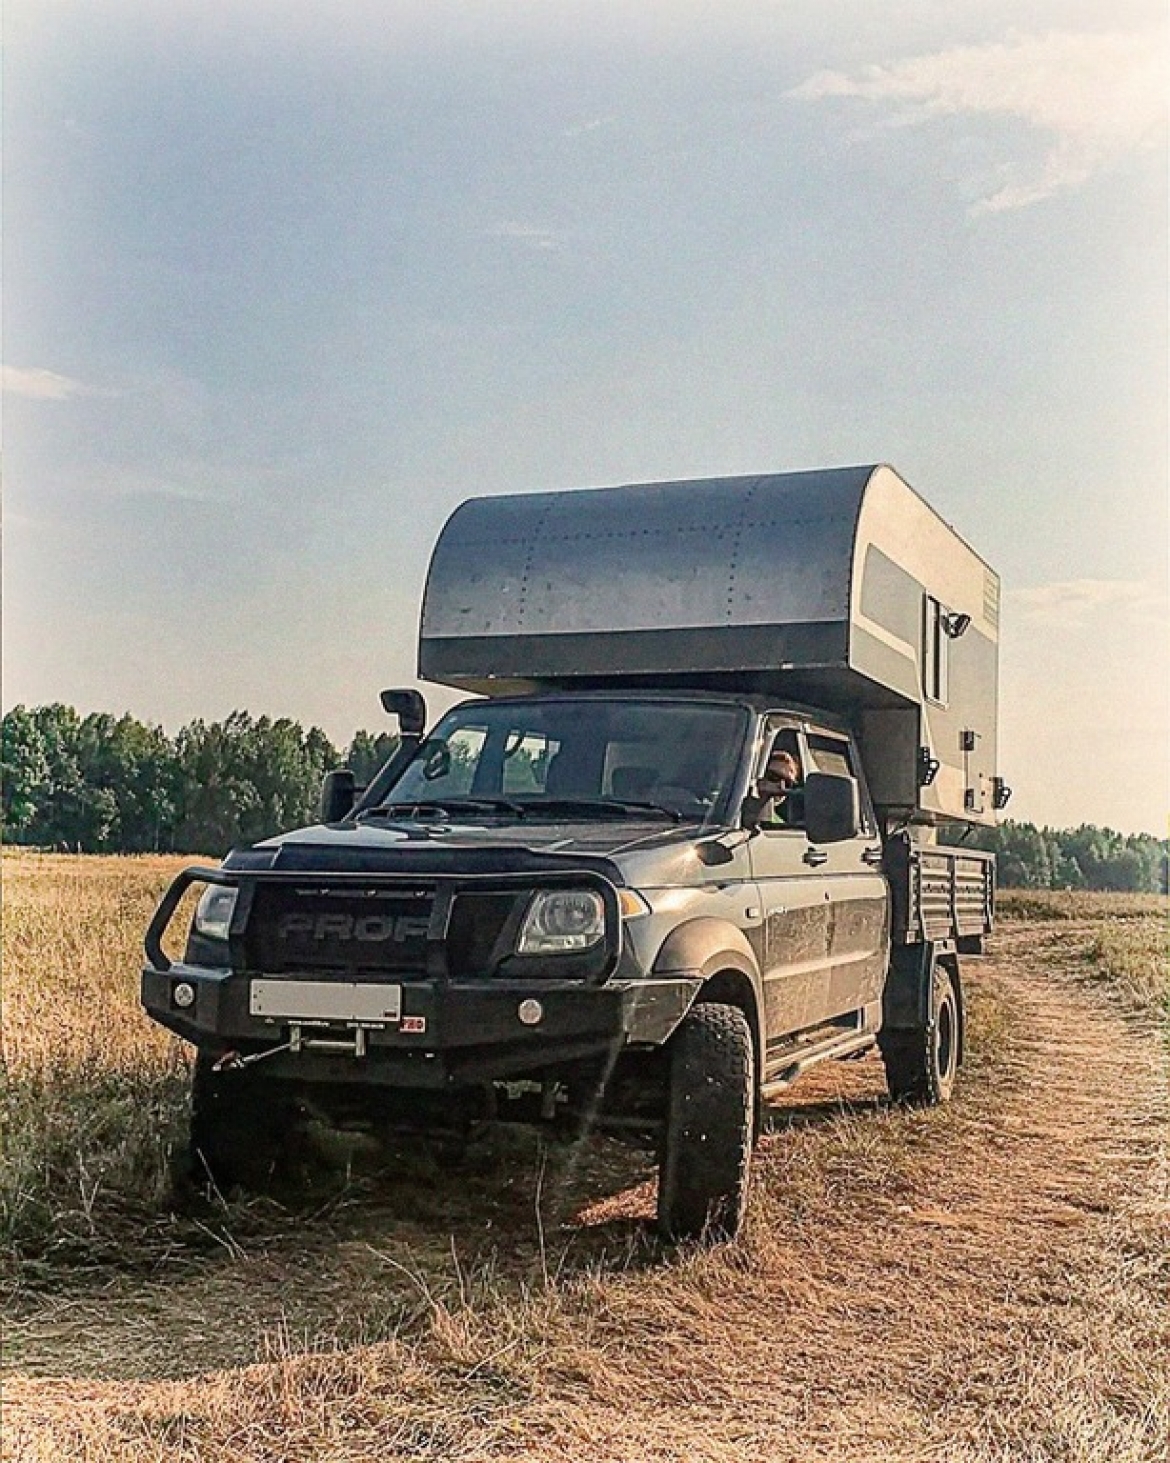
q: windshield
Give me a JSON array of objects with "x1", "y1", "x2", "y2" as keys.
[{"x1": 369, "y1": 698, "x2": 748, "y2": 823}]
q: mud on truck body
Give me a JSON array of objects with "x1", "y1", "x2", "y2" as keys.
[{"x1": 143, "y1": 464, "x2": 1007, "y2": 1240}]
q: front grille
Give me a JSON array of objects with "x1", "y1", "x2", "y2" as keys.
[
  {"x1": 244, "y1": 883, "x2": 526, "y2": 978},
  {"x1": 246, "y1": 884, "x2": 434, "y2": 975},
  {"x1": 447, "y1": 892, "x2": 523, "y2": 977}
]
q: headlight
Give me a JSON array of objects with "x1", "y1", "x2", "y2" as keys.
[
  {"x1": 517, "y1": 889, "x2": 606, "y2": 954},
  {"x1": 193, "y1": 885, "x2": 238, "y2": 943}
]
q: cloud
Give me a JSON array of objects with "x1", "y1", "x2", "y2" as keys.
[
  {"x1": 788, "y1": 30, "x2": 1167, "y2": 212},
  {"x1": 482, "y1": 221, "x2": 562, "y2": 251},
  {"x1": 1008, "y1": 578, "x2": 1168, "y2": 627},
  {"x1": 1, "y1": 364, "x2": 98, "y2": 401},
  {"x1": 47, "y1": 463, "x2": 222, "y2": 503},
  {"x1": 564, "y1": 115, "x2": 616, "y2": 138}
]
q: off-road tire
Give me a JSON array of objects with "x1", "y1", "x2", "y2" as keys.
[
  {"x1": 188, "y1": 1052, "x2": 294, "y2": 1192},
  {"x1": 880, "y1": 960, "x2": 961, "y2": 1106},
  {"x1": 657, "y1": 1002, "x2": 755, "y2": 1243}
]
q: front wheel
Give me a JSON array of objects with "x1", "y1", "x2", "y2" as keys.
[
  {"x1": 880, "y1": 960, "x2": 961, "y2": 1106},
  {"x1": 657, "y1": 1002, "x2": 755, "y2": 1243}
]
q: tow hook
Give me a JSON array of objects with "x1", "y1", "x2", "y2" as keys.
[{"x1": 212, "y1": 1042, "x2": 293, "y2": 1072}]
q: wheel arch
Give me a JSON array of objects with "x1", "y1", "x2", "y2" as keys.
[
  {"x1": 652, "y1": 917, "x2": 764, "y2": 1075},
  {"x1": 882, "y1": 941, "x2": 965, "y2": 1065},
  {"x1": 695, "y1": 967, "x2": 763, "y2": 1081}
]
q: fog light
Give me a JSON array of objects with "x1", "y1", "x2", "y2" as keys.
[
  {"x1": 173, "y1": 981, "x2": 196, "y2": 1009},
  {"x1": 518, "y1": 998, "x2": 544, "y2": 1026}
]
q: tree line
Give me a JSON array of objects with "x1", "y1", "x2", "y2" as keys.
[
  {"x1": 1, "y1": 704, "x2": 397, "y2": 855},
  {"x1": 946, "y1": 819, "x2": 1167, "y2": 894},
  {"x1": 1, "y1": 703, "x2": 1166, "y2": 889}
]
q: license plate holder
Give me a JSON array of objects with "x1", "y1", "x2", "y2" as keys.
[{"x1": 249, "y1": 979, "x2": 402, "y2": 1026}]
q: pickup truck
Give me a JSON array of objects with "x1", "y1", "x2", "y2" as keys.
[{"x1": 142, "y1": 465, "x2": 1004, "y2": 1241}]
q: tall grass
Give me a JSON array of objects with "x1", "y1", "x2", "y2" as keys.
[
  {"x1": 1, "y1": 852, "x2": 653, "y2": 1291},
  {"x1": 997, "y1": 888, "x2": 1169, "y2": 1023},
  {"x1": 1, "y1": 853, "x2": 200, "y2": 1275},
  {"x1": 1084, "y1": 919, "x2": 1170, "y2": 1022},
  {"x1": 997, "y1": 888, "x2": 1168, "y2": 923}
]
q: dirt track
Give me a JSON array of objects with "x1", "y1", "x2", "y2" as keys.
[{"x1": 4, "y1": 921, "x2": 1168, "y2": 1462}]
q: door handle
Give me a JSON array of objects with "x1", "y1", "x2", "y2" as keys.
[
  {"x1": 861, "y1": 847, "x2": 884, "y2": 866},
  {"x1": 803, "y1": 848, "x2": 828, "y2": 866}
]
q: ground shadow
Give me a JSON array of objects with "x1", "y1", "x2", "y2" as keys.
[
  {"x1": 5, "y1": 1060, "x2": 893, "y2": 1380},
  {"x1": 761, "y1": 1092, "x2": 891, "y2": 1134}
]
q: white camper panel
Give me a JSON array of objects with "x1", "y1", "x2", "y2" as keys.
[{"x1": 849, "y1": 467, "x2": 1001, "y2": 823}]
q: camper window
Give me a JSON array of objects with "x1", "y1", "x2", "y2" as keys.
[{"x1": 923, "y1": 596, "x2": 950, "y2": 705}]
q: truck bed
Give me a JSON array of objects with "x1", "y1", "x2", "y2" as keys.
[{"x1": 885, "y1": 837, "x2": 995, "y2": 951}]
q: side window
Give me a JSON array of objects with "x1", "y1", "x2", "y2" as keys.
[
  {"x1": 805, "y1": 735, "x2": 853, "y2": 781},
  {"x1": 806, "y1": 733, "x2": 873, "y2": 834},
  {"x1": 756, "y1": 724, "x2": 806, "y2": 832},
  {"x1": 923, "y1": 595, "x2": 949, "y2": 705}
]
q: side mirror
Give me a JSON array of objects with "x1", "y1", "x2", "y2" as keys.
[
  {"x1": 380, "y1": 688, "x2": 427, "y2": 737},
  {"x1": 319, "y1": 768, "x2": 357, "y2": 823},
  {"x1": 804, "y1": 771, "x2": 861, "y2": 845},
  {"x1": 695, "y1": 836, "x2": 736, "y2": 867}
]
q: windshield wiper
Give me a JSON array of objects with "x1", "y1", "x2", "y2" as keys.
[
  {"x1": 359, "y1": 798, "x2": 529, "y2": 821},
  {"x1": 527, "y1": 797, "x2": 684, "y2": 823}
]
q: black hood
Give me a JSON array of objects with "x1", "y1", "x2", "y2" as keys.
[{"x1": 224, "y1": 814, "x2": 708, "y2": 880}]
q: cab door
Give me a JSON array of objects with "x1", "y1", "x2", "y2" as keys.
[
  {"x1": 747, "y1": 718, "x2": 835, "y2": 1048},
  {"x1": 802, "y1": 730, "x2": 889, "y2": 1019}
]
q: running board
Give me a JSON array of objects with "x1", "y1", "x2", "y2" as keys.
[{"x1": 760, "y1": 1030, "x2": 877, "y2": 1096}]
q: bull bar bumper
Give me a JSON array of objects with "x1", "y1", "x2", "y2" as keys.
[{"x1": 140, "y1": 862, "x2": 702, "y2": 1088}]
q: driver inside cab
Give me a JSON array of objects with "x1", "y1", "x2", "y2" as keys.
[{"x1": 744, "y1": 738, "x2": 805, "y2": 828}]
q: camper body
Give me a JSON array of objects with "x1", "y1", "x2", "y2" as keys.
[
  {"x1": 420, "y1": 463, "x2": 1004, "y2": 828},
  {"x1": 142, "y1": 466, "x2": 1003, "y2": 1240}
]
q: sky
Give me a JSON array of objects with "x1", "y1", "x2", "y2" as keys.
[{"x1": 3, "y1": 0, "x2": 1167, "y2": 835}]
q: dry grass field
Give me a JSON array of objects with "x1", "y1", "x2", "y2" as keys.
[
  {"x1": 1, "y1": 853, "x2": 205, "y2": 1275},
  {"x1": 2, "y1": 850, "x2": 1167, "y2": 1462}
]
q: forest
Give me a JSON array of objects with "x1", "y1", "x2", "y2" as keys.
[
  {"x1": 0, "y1": 703, "x2": 396, "y2": 856},
  {"x1": 1, "y1": 703, "x2": 1165, "y2": 891}
]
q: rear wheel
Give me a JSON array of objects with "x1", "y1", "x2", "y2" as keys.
[
  {"x1": 880, "y1": 960, "x2": 961, "y2": 1105},
  {"x1": 657, "y1": 1002, "x2": 755, "y2": 1243},
  {"x1": 188, "y1": 1053, "x2": 295, "y2": 1192}
]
